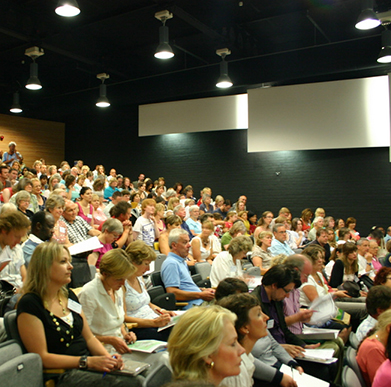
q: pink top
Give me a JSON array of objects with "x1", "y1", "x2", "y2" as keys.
[
  {"x1": 94, "y1": 243, "x2": 113, "y2": 269},
  {"x1": 373, "y1": 258, "x2": 382, "y2": 271},
  {"x1": 52, "y1": 220, "x2": 68, "y2": 244},
  {"x1": 93, "y1": 207, "x2": 107, "y2": 227},
  {"x1": 373, "y1": 359, "x2": 391, "y2": 387},
  {"x1": 76, "y1": 202, "x2": 93, "y2": 225},
  {"x1": 357, "y1": 338, "x2": 386, "y2": 386}
]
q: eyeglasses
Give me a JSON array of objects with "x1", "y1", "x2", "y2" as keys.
[{"x1": 282, "y1": 286, "x2": 293, "y2": 294}]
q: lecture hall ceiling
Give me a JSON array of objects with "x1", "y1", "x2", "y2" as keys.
[{"x1": 1, "y1": 0, "x2": 391, "y2": 120}]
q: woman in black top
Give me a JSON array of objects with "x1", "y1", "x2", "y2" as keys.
[{"x1": 17, "y1": 242, "x2": 140, "y2": 387}]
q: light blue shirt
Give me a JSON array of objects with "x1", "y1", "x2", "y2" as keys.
[
  {"x1": 161, "y1": 252, "x2": 202, "y2": 309},
  {"x1": 186, "y1": 218, "x2": 202, "y2": 235},
  {"x1": 270, "y1": 239, "x2": 295, "y2": 256},
  {"x1": 356, "y1": 314, "x2": 377, "y2": 343}
]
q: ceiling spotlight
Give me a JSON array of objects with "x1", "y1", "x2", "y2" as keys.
[
  {"x1": 55, "y1": 0, "x2": 81, "y2": 17},
  {"x1": 377, "y1": 29, "x2": 391, "y2": 63},
  {"x1": 25, "y1": 47, "x2": 44, "y2": 90},
  {"x1": 96, "y1": 73, "x2": 110, "y2": 108},
  {"x1": 216, "y1": 48, "x2": 233, "y2": 89},
  {"x1": 10, "y1": 92, "x2": 22, "y2": 114},
  {"x1": 355, "y1": 0, "x2": 381, "y2": 30},
  {"x1": 154, "y1": 10, "x2": 174, "y2": 59}
]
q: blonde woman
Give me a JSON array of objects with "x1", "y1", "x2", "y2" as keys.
[
  {"x1": 190, "y1": 220, "x2": 221, "y2": 264},
  {"x1": 154, "y1": 203, "x2": 166, "y2": 233},
  {"x1": 251, "y1": 231, "x2": 273, "y2": 275},
  {"x1": 17, "y1": 242, "x2": 127, "y2": 386},
  {"x1": 168, "y1": 305, "x2": 245, "y2": 385},
  {"x1": 91, "y1": 193, "x2": 107, "y2": 228}
]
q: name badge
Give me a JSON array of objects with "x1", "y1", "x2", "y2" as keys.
[
  {"x1": 267, "y1": 319, "x2": 274, "y2": 329},
  {"x1": 59, "y1": 227, "x2": 66, "y2": 233},
  {"x1": 87, "y1": 214, "x2": 92, "y2": 219},
  {"x1": 68, "y1": 299, "x2": 82, "y2": 314}
]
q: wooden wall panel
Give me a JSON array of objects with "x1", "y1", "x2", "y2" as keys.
[{"x1": 0, "y1": 114, "x2": 65, "y2": 168}]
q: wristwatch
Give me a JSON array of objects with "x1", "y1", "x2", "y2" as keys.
[{"x1": 79, "y1": 356, "x2": 88, "y2": 369}]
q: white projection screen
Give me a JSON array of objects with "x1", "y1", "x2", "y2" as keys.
[
  {"x1": 247, "y1": 75, "x2": 391, "y2": 152},
  {"x1": 139, "y1": 94, "x2": 248, "y2": 136}
]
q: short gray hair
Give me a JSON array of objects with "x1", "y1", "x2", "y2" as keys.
[
  {"x1": 273, "y1": 223, "x2": 285, "y2": 233},
  {"x1": 189, "y1": 205, "x2": 200, "y2": 213},
  {"x1": 228, "y1": 235, "x2": 253, "y2": 256},
  {"x1": 284, "y1": 254, "x2": 309, "y2": 272},
  {"x1": 169, "y1": 228, "x2": 189, "y2": 248},
  {"x1": 313, "y1": 216, "x2": 324, "y2": 224},
  {"x1": 15, "y1": 190, "x2": 30, "y2": 205},
  {"x1": 357, "y1": 238, "x2": 369, "y2": 246},
  {"x1": 173, "y1": 205, "x2": 184, "y2": 215},
  {"x1": 101, "y1": 218, "x2": 123, "y2": 234},
  {"x1": 45, "y1": 194, "x2": 65, "y2": 211}
]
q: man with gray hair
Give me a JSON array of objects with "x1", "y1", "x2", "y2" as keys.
[
  {"x1": 357, "y1": 238, "x2": 373, "y2": 277},
  {"x1": 161, "y1": 228, "x2": 215, "y2": 309},
  {"x1": 270, "y1": 223, "x2": 295, "y2": 256}
]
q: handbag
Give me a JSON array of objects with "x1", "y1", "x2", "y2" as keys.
[
  {"x1": 0, "y1": 280, "x2": 16, "y2": 317},
  {"x1": 337, "y1": 280, "x2": 361, "y2": 298}
]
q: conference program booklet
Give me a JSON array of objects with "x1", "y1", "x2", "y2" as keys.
[{"x1": 127, "y1": 339, "x2": 167, "y2": 353}]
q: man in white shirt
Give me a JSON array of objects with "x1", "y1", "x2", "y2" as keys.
[
  {"x1": 357, "y1": 238, "x2": 372, "y2": 276},
  {"x1": 356, "y1": 285, "x2": 391, "y2": 342}
]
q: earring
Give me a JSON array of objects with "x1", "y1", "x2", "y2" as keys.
[{"x1": 210, "y1": 361, "x2": 214, "y2": 369}]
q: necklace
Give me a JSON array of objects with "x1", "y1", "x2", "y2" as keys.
[
  {"x1": 58, "y1": 296, "x2": 67, "y2": 315},
  {"x1": 201, "y1": 237, "x2": 209, "y2": 247}
]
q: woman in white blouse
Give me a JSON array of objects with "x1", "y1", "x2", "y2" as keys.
[
  {"x1": 124, "y1": 240, "x2": 176, "y2": 340},
  {"x1": 78, "y1": 249, "x2": 137, "y2": 354},
  {"x1": 190, "y1": 220, "x2": 221, "y2": 264},
  {"x1": 210, "y1": 235, "x2": 253, "y2": 288}
]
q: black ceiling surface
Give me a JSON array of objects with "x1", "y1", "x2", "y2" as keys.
[{"x1": 1, "y1": 0, "x2": 391, "y2": 122}]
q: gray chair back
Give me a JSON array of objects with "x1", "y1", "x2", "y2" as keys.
[
  {"x1": 342, "y1": 365, "x2": 363, "y2": 387},
  {"x1": 349, "y1": 331, "x2": 359, "y2": 349},
  {"x1": 195, "y1": 261, "x2": 211, "y2": 280},
  {"x1": 151, "y1": 271, "x2": 165, "y2": 288},
  {"x1": 246, "y1": 266, "x2": 261, "y2": 276},
  {"x1": 346, "y1": 347, "x2": 368, "y2": 387},
  {"x1": 0, "y1": 340, "x2": 43, "y2": 387},
  {"x1": 154, "y1": 254, "x2": 167, "y2": 272},
  {"x1": 4, "y1": 310, "x2": 27, "y2": 353},
  {"x1": 142, "y1": 363, "x2": 172, "y2": 387}
]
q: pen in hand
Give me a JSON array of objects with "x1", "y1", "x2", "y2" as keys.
[{"x1": 102, "y1": 355, "x2": 117, "y2": 378}]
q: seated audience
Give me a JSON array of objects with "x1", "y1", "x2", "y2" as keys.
[
  {"x1": 31, "y1": 177, "x2": 46, "y2": 211},
  {"x1": 374, "y1": 267, "x2": 391, "y2": 287},
  {"x1": 15, "y1": 190, "x2": 34, "y2": 220},
  {"x1": 358, "y1": 309, "x2": 391, "y2": 387},
  {"x1": 103, "y1": 191, "x2": 123, "y2": 218},
  {"x1": 0, "y1": 211, "x2": 30, "y2": 290},
  {"x1": 199, "y1": 194, "x2": 214, "y2": 215},
  {"x1": 217, "y1": 293, "x2": 271, "y2": 387},
  {"x1": 269, "y1": 224, "x2": 295, "y2": 256},
  {"x1": 91, "y1": 193, "x2": 107, "y2": 227},
  {"x1": 210, "y1": 235, "x2": 253, "y2": 288},
  {"x1": 307, "y1": 216, "x2": 324, "y2": 241},
  {"x1": 346, "y1": 216, "x2": 360, "y2": 241},
  {"x1": 104, "y1": 178, "x2": 119, "y2": 201},
  {"x1": 221, "y1": 220, "x2": 247, "y2": 250},
  {"x1": 306, "y1": 228, "x2": 331, "y2": 263},
  {"x1": 17, "y1": 242, "x2": 134, "y2": 386},
  {"x1": 108, "y1": 201, "x2": 133, "y2": 248},
  {"x1": 186, "y1": 205, "x2": 202, "y2": 236},
  {"x1": 79, "y1": 249, "x2": 137, "y2": 354},
  {"x1": 76, "y1": 187, "x2": 95, "y2": 227},
  {"x1": 159, "y1": 215, "x2": 182, "y2": 255},
  {"x1": 22, "y1": 211, "x2": 55, "y2": 268},
  {"x1": 161, "y1": 228, "x2": 215, "y2": 309},
  {"x1": 45, "y1": 194, "x2": 72, "y2": 246},
  {"x1": 190, "y1": 220, "x2": 221, "y2": 265},
  {"x1": 329, "y1": 241, "x2": 361, "y2": 288},
  {"x1": 251, "y1": 231, "x2": 273, "y2": 275},
  {"x1": 167, "y1": 305, "x2": 245, "y2": 386},
  {"x1": 356, "y1": 285, "x2": 391, "y2": 343},
  {"x1": 124, "y1": 240, "x2": 176, "y2": 340},
  {"x1": 300, "y1": 208, "x2": 313, "y2": 232},
  {"x1": 65, "y1": 175, "x2": 79, "y2": 202},
  {"x1": 133, "y1": 198, "x2": 159, "y2": 246},
  {"x1": 87, "y1": 218, "x2": 123, "y2": 268}
]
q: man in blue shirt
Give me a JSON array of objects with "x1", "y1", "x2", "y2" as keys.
[
  {"x1": 161, "y1": 228, "x2": 215, "y2": 309},
  {"x1": 270, "y1": 224, "x2": 295, "y2": 256}
]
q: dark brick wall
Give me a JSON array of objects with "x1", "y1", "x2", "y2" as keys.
[{"x1": 65, "y1": 105, "x2": 391, "y2": 236}]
